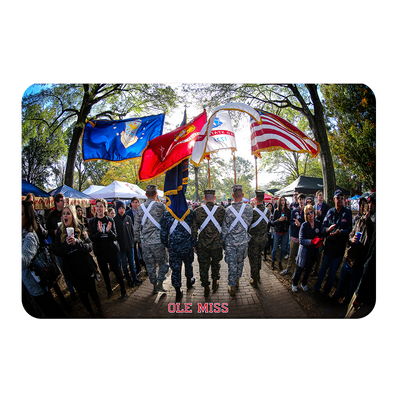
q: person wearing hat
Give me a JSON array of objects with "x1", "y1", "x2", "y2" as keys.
[
  {"x1": 114, "y1": 201, "x2": 142, "y2": 287},
  {"x1": 160, "y1": 201, "x2": 196, "y2": 302},
  {"x1": 133, "y1": 185, "x2": 169, "y2": 294},
  {"x1": 192, "y1": 189, "x2": 226, "y2": 296},
  {"x1": 248, "y1": 190, "x2": 270, "y2": 287},
  {"x1": 312, "y1": 189, "x2": 352, "y2": 301},
  {"x1": 221, "y1": 185, "x2": 253, "y2": 296}
]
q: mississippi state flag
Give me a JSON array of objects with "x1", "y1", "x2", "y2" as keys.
[
  {"x1": 203, "y1": 110, "x2": 236, "y2": 155},
  {"x1": 138, "y1": 111, "x2": 207, "y2": 181},
  {"x1": 250, "y1": 109, "x2": 320, "y2": 158}
]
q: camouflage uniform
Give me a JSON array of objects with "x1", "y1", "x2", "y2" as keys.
[
  {"x1": 248, "y1": 199, "x2": 270, "y2": 284},
  {"x1": 192, "y1": 195, "x2": 226, "y2": 288},
  {"x1": 133, "y1": 196, "x2": 169, "y2": 285},
  {"x1": 221, "y1": 187, "x2": 253, "y2": 289},
  {"x1": 160, "y1": 210, "x2": 195, "y2": 288}
]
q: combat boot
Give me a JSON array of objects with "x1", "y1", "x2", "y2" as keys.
[
  {"x1": 250, "y1": 278, "x2": 258, "y2": 288},
  {"x1": 228, "y1": 286, "x2": 236, "y2": 296},
  {"x1": 204, "y1": 286, "x2": 210, "y2": 297},
  {"x1": 187, "y1": 277, "x2": 195, "y2": 289},
  {"x1": 212, "y1": 279, "x2": 219, "y2": 291},
  {"x1": 175, "y1": 287, "x2": 183, "y2": 302},
  {"x1": 153, "y1": 281, "x2": 167, "y2": 294}
]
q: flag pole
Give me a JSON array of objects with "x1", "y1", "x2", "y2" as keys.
[
  {"x1": 254, "y1": 155, "x2": 258, "y2": 190},
  {"x1": 207, "y1": 157, "x2": 211, "y2": 189},
  {"x1": 233, "y1": 151, "x2": 237, "y2": 184}
]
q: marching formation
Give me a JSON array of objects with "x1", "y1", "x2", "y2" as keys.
[{"x1": 134, "y1": 185, "x2": 269, "y2": 302}]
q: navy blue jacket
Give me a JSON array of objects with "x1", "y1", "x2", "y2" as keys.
[
  {"x1": 160, "y1": 210, "x2": 195, "y2": 253},
  {"x1": 314, "y1": 201, "x2": 330, "y2": 224},
  {"x1": 290, "y1": 207, "x2": 305, "y2": 239},
  {"x1": 296, "y1": 220, "x2": 322, "y2": 269},
  {"x1": 322, "y1": 206, "x2": 353, "y2": 258}
]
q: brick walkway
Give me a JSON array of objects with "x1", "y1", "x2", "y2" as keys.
[{"x1": 108, "y1": 255, "x2": 306, "y2": 319}]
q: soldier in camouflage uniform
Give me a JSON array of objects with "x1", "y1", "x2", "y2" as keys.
[
  {"x1": 221, "y1": 185, "x2": 253, "y2": 296},
  {"x1": 133, "y1": 185, "x2": 169, "y2": 294},
  {"x1": 160, "y1": 208, "x2": 195, "y2": 302},
  {"x1": 191, "y1": 189, "x2": 225, "y2": 297},
  {"x1": 248, "y1": 190, "x2": 270, "y2": 287}
]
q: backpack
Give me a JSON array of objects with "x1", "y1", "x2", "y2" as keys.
[{"x1": 29, "y1": 244, "x2": 62, "y2": 291}]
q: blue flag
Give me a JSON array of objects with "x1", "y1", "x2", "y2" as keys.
[
  {"x1": 82, "y1": 114, "x2": 165, "y2": 162},
  {"x1": 164, "y1": 158, "x2": 190, "y2": 220},
  {"x1": 164, "y1": 109, "x2": 190, "y2": 221}
]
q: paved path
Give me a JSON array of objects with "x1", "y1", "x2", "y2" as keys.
[{"x1": 108, "y1": 256, "x2": 306, "y2": 319}]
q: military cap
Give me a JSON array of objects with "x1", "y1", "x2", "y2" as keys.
[
  {"x1": 232, "y1": 184, "x2": 243, "y2": 192},
  {"x1": 146, "y1": 184, "x2": 157, "y2": 191},
  {"x1": 255, "y1": 190, "x2": 265, "y2": 196},
  {"x1": 203, "y1": 189, "x2": 215, "y2": 195}
]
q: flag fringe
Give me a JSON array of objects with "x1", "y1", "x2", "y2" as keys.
[{"x1": 165, "y1": 196, "x2": 191, "y2": 222}]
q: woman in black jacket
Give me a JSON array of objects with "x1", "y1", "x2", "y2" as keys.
[
  {"x1": 270, "y1": 196, "x2": 291, "y2": 270},
  {"x1": 56, "y1": 205, "x2": 105, "y2": 317},
  {"x1": 88, "y1": 198, "x2": 127, "y2": 300}
]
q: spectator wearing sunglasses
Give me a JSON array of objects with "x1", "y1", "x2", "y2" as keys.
[
  {"x1": 292, "y1": 205, "x2": 323, "y2": 292},
  {"x1": 312, "y1": 189, "x2": 352, "y2": 301}
]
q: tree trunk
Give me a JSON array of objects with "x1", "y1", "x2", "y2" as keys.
[
  {"x1": 290, "y1": 84, "x2": 336, "y2": 207},
  {"x1": 64, "y1": 86, "x2": 92, "y2": 188},
  {"x1": 65, "y1": 124, "x2": 85, "y2": 187},
  {"x1": 306, "y1": 85, "x2": 336, "y2": 207}
]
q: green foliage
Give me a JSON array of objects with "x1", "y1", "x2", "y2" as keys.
[
  {"x1": 22, "y1": 84, "x2": 182, "y2": 188},
  {"x1": 321, "y1": 84, "x2": 376, "y2": 190},
  {"x1": 187, "y1": 155, "x2": 255, "y2": 201}
]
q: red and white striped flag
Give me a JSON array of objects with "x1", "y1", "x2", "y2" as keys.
[{"x1": 250, "y1": 109, "x2": 320, "y2": 158}]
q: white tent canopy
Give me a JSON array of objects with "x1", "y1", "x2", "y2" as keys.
[
  {"x1": 82, "y1": 185, "x2": 105, "y2": 195},
  {"x1": 89, "y1": 180, "x2": 147, "y2": 200}
]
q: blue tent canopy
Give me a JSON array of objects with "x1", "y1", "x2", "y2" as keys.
[
  {"x1": 22, "y1": 179, "x2": 51, "y2": 197},
  {"x1": 48, "y1": 185, "x2": 93, "y2": 199}
]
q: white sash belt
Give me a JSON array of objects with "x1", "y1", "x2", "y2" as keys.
[
  {"x1": 170, "y1": 219, "x2": 191, "y2": 235},
  {"x1": 229, "y1": 203, "x2": 248, "y2": 232},
  {"x1": 250, "y1": 207, "x2": 269, "y2": 229},
  {"x1": 199, "y1": 205, "x2": 221, "y2": 233},
  {"x1": 141, "y1": 202, "x2": 161, "y2": 230}
]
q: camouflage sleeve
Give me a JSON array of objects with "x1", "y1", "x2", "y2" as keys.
[
  {"x1": 221, "y1": 208, "x2": 233, "y2": 243},
  {"x1": 191, "y1": 208, "x2": 201, "y2": 244},
  {"x1": 160, "y1": 212, "x2": 171, "y2": 247},
  {"x1": 133, "y1": 207, "x2": 143, "y2": 243}
]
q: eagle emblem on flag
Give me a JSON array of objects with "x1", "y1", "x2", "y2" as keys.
[{"x1": 121, "y1": 120, "x2": 142, "y2": 149}]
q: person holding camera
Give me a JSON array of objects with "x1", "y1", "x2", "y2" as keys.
[{"x1": 312, "y1": 189, "x2": 352, "y2": 301}]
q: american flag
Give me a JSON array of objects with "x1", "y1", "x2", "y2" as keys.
[{"x1": 250, "y1": 109, "x2": 320, "y2": 158}]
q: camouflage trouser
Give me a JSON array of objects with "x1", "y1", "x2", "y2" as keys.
[
  {"x1": 197, "y1": 246, "x2": 223, "y2": 287},
  {"x1": 169, "y1": 248, "x2": 194, "y2": 288},
  {"x1": 142, "y1": 243, "x2": 169, "y2": 285},
  {"x1": 225, "y1": 242, "x2": 248, "y2": 287},
  {"x1": 248, "y1": 235, "x2": 265, "y2": 280}
]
